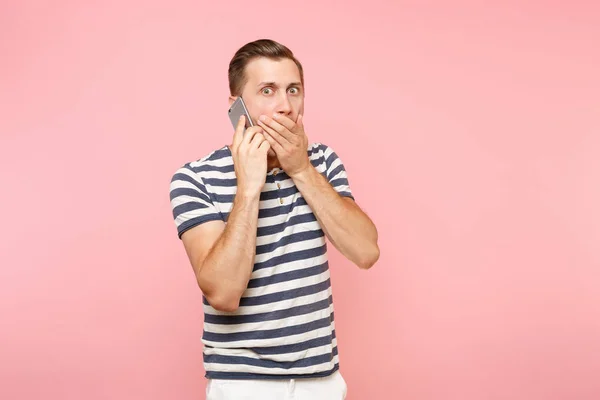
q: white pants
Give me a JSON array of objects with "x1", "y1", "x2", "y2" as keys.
[{"x1": 205, "y1": 370, "x2": 348, "y2": 400}]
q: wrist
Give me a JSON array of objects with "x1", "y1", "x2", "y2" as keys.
[
  {"x1": 235, "y1": 186, "x2": 262, "y2": 202},
  {"x1": 289, "y1": 163, "x2": 315, "y2": 182}
]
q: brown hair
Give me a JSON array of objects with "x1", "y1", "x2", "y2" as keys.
[{"x1": 228, "y1": 39, "x2": 304, "y2": 96}]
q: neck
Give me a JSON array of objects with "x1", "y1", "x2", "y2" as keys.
[{"x1": 267, "y1": 155, "x2": 280, "y2": 171}]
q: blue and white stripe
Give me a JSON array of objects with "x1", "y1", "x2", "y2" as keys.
[{"x1": 170, "y1": 142, "x2": 353, "y2": 379}]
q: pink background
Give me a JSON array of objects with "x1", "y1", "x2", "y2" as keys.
[{"x1": 1, "y1": 1, "x2": 599, "y2": 399}]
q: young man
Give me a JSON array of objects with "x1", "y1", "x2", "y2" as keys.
[{"x1": 169, "y1": 39, "x2": 379, "y2": 400}]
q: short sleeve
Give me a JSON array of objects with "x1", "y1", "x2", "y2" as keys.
[
  {"x1": 323, "y1": 145, "x2": 355, "y2": 200},
  {"x1": 169, "y1": 166, "x2": 223, "y2": 239}
]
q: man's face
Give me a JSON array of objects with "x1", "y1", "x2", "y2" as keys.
[{"x1": 231, "y1": 57, "x2": 305, "y2": 158}]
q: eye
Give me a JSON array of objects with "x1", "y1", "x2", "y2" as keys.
[
  {"x1": 261, "y1": 87, "x2": 273, "y2": 95},
  {"x1": 288, "y1": 87, "x2": 299, "y2": 94}
]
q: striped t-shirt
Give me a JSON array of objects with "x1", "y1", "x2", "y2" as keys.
[{"x1": 169, "y1": 142, "x2": 354, "y2": 380}]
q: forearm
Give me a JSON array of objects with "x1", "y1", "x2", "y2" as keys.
[
  {"x1": 199, "y1": 193, "x2": 260, "y2": 309},
  {"x1": 292, "y1": 165, "x2": 379, "y2": 269}
]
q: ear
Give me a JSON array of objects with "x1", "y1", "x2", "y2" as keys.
[{"x1": 228, "y1": 96, "x2": 237, "y2": 107}]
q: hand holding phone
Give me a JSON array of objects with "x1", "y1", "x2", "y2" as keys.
[{"x1": 228, "y1": 97, "x2": 270, "y2": 196}]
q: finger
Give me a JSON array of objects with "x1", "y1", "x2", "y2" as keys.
[
  {"x1": 250, "y1": 132, "x2": 266, "y2": 150},
  {"x1": 258, "y1": 140, "x2": 271, "y2": 154},
  {"x1": 262, "y1": 130, "x2": 285, "y2": 155},
  {"x1": 296, "y1": 114, "x2": 304, "y2": 131},
  {"x1": 232, "y1": 115, "x2": 246, "y2": 148},
  {"x1": 258, "y1": 115, "x2": 294, "y2": 141},
  {"x1": 257, "y1": 119, "x2": 291, "y2": 146},
  {"x1": 242, "y1": 126, "x2": 264, "y2": 146},
  {"x1": 272, "y1": 113, "x2": 296, "y2": 132}
]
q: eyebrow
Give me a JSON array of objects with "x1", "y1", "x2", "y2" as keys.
[{"x1": 257, "y1": 81, "x2": 302, "y2": 88}]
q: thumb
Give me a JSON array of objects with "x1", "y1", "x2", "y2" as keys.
[{"x1": 297, "y1": 114, "x2": 304, "y2": 130}]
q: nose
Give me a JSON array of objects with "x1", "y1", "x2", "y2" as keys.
[{"x1": 276, "y1": 93, "x2": 292, "y2": 116}]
